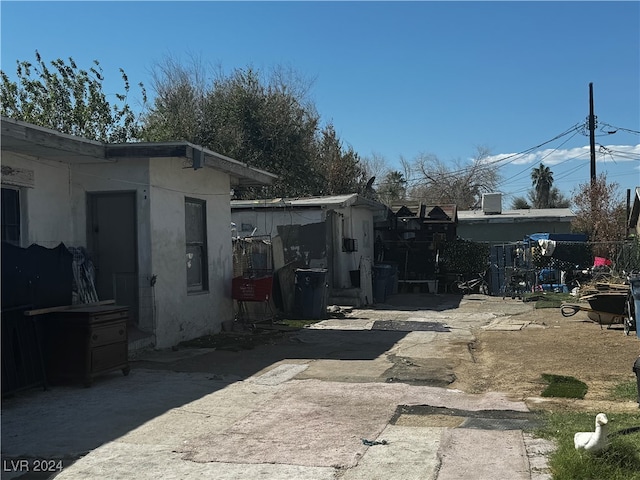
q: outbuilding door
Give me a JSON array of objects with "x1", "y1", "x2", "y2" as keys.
[{"x1": 88, "y1": 192, "x2": 138, "y2": 324}]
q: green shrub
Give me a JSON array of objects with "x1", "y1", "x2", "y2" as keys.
[{"x1": 440, "y1": 239, "x2": 490, "y2": 274}]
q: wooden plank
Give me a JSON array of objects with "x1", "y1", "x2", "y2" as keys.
[
  {"x1": 595, "y1": 282, "x2": 629, "y2": 291},
  {"x1": 24, "y1": 299, "x2": 116, "y2": 316}
]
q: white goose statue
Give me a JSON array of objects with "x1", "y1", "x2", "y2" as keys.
[{"x1": 574, "y1": 413, "x2": 609, "y2": 453}]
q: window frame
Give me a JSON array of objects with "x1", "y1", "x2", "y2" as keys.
[
  {"x1": 1, "y1": 187, "x2": 21, "y2": 246},
  {"x1": 185, "y1": 197, "x2": 208, "y2": 293}
]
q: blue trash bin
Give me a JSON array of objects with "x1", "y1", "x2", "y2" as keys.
[
  {"x1": 629, "y1": 275, "x2": 640, "y2": 340},
  {"x1": 294, "y1": 268, "x2": 328, "y2": 319}
]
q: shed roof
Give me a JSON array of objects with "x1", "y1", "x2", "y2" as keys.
[
  {"x1": 458, "y1": 208, "x2": 575, "y2": 224},
  {"x1": 1, "y1": 116, "x2": 276, "y2": 187},
  {"x1": 390, "y1": 203, "x2": 458, "y2": 223},
  {"x1": 231, "y1": 194, "x2": 385, "y2": 211}
]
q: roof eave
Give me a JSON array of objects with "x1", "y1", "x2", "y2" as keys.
[
  {"x1": 1, "y1": 116, "x2": 107, "y2": 163},
  {"x1": 106, "y1": 142, "x2": 277, "y2": 187},
  {"x1": 1, "y1": 117, "x2": 276, "y2": 186}
]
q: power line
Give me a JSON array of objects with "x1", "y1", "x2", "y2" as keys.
[
  {"x1": 485, "y1": 123, "x2": 584, "y2": 169},
  {"x1": 401, "y1": 122, "x2": 584, "y2": 187},
  {"x1": 598, "y1": 122, "x2": 640, "y2": 136},
  {"x1": 402, "y1": 119, "x2": 637, "y2": 197},
  {"x1": 551, "y1": 162, "x2": 589, "y2": 183},
  {"x1": 508, "y1": 145, "x2": 637, "y2": 198},
  {"x1": 503, "y1": 160, "x2": 587, "y2": 199},
  {"x1": 597, "y1": 145, "x2": 640, "y2": 161},
  {"x1": 494, "y1": 129, "x2": 583, "y2": 190}
]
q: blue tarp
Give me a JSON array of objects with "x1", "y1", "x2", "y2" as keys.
[{"x1": 524, "y1": 233, "x2": 588, "y2": 243}]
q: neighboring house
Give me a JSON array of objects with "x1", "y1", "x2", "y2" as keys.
[
  {"x1": 1, "y1": 117, "x2": 276, "y2": 349},
  {"x1": 231, "y1": 194, "x2": 387, "y2": 307},
  {"x1": 629, "y1": 186, "x2": 640, "y2": 237},
  {"x1": 457, "y1": 193, "x2": 575, "y2": 244}
]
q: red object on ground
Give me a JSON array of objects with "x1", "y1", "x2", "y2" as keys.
[
  {"x1": 593, "y1": 257, "x2": 612, "y2": 267},
  {"x1": 232, "y1": 274, "x2": 273, "y2": 302}
]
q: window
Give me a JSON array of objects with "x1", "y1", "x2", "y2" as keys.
[
  {"x1": 185, "y1": 198, "x2": 208, "y2": 292},
  {"x1": 1, "y1": 188, "x2": 21, "y2": 245}
]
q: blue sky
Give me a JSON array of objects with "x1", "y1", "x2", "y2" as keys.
[{"x1": 2, "y1": 1, "x2": 639, "y2": 206}]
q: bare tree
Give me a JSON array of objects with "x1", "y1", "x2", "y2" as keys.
[
  {"x1": 360, "y1": 152, "x2": 389, "y2": 186},
  {"x1": 143, "y1": 54, "x2": 209, "y2": 143},
  {"x1": 409, "y1": 146, "x2": 500, "y2": 209},
  {"x1": 571, "y1": 174, "x2": 626, "y2": 258}
]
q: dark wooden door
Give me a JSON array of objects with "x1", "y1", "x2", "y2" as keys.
[{"x1": 88, "y1": 192, "x2": 138, "y2": 324}]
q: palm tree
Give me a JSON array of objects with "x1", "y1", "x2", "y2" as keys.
[{"x1": 531, "y1": 163, "x2": 553, "y2": 208}]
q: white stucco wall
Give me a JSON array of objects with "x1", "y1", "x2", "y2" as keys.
[
  {"x1": 71, "y1": 158, "x2": 153, "y2": 332},
  {"x1": 1, "y1": 153, "x2": 75, "y2": 248},
  {"x1": 333, "y1": 205, "x2": 375, "y2": 286},
  {"x1": 75, "y1": 157, "x2": 234, "y2": 348},
  {"x1": 4, "y1": 152, "x2": 234, "y2": 348},
  {"x1": 149, "y1": 158, "x2": 234, "y2": 348}
]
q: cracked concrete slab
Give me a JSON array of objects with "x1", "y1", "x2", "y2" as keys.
[
  {"x1": 1, "y1": 293, "x2": 552, "y2": 480},
  {"x1": 437, "y1": 429, "x2": 530, "y2": 480},
  {"x1": 340, "y1": 425, "x2": 444, "y2": 480},
  {"x1": 54, "y1": 442, "x2": 338, "y2": 480}
]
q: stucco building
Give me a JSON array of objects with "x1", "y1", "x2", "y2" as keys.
[
  {"x1": 231, "y1": 195, "x2": 387, "y2": 307},
  {"x1": 1, "y1": 117, "x2": 276, "y2": 349}
]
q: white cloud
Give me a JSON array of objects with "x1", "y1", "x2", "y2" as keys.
[{"x1": 485, "y1": 144, "x2": 640, "y2": 167}]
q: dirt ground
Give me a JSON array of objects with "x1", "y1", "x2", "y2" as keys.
[{"x1": 450, "y1": 305, "x2": 640, "y2": 412}]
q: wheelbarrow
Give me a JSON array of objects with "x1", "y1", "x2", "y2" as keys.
[{"x1": 561, "y1": 291, "x2": 635, "y2": 335}]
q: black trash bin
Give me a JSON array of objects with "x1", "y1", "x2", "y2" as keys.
[
  {"x1": 372, "y1": 264, "x2": 393, "y2": 304},
  {"x1": 378, "y1": 261, "x2": 399, "y2": 296},
  {"x1": 294, "y1": 268, "x2": 328, "y2": 319}
]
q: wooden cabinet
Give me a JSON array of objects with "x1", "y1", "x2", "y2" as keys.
[{"x1": 45, "y1": 305, "x2": 130, "y2": 387}]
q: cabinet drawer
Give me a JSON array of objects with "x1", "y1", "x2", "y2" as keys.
[
  {"x1": 91, "y1": 309, "x2": 128, "y2": 323},
  {"x1": 91, "y1": 343, "x2": 128, "y2": 372},
  {"x1": 91, "y1": 323, "x2": 127, "y2": 347}
]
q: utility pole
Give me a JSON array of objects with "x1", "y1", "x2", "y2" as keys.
[{"x1": 588, "y1": 82, "x2": 597, "y2": 184}]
